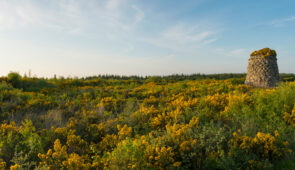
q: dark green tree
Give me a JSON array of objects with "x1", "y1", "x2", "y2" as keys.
[{"x1": 7, "y1": 72, "x2": 21, "y2": 88}]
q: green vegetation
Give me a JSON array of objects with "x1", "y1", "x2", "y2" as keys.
[
  {"x1": 0, "y1": 73, "x2": 295, "y2": 169},
  {"x1": 250, "y1": 48, "x2": 277, "y2": 58}
]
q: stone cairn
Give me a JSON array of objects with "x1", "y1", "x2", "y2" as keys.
[{"x1": 245, "y1": 48, "x2": 280, "y2": 88}]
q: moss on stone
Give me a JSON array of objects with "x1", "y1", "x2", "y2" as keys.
[{"x1": 250, "y1": 48, "x2": 277, "y2": 58}]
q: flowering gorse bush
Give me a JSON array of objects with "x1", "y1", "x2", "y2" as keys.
[{"x1": 0, "y1": 75, "x2": 294, "y2": 169}]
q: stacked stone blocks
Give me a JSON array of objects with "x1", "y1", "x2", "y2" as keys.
[{"x1": 245, "y1": 48, "x2": 280, "y2": 88}]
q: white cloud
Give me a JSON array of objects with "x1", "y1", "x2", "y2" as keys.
[
  {"x1": 0, "y1": 0, "x2": 85, "y2": 33},
  {"x1": 226, "y1": 48, "x2": 249, "y2": 57},
  {"x1": 141, "y1": 23, "x2": 219, "y2": 53},
  {"x1": 271, "y1": 16, "x2": 295, "y2": 27},
  {"x1": 211, "y1": 48, "x2": 249, "y2": 59},
  {"x1": 106, "y1": 0, "x2": 123, "y2": 10},
  {"x1": 0, "y1": 0, "x2": 217, "y2": 52},
  {"x1": 203, "y1": 38, "x2": 218, "y2": 45},
  {"x1": 0, "y1": 0, "x2": 142, "y2": 35},
  {"x1": 162, "y1": 23, "x2": 218, "y2": 44},
  {"x1": 0, "y1": 0, "x2": 231, "y2": 76},
  {"x1": 285, "y1": 16, "x2": 295, "y2": 21},
  {"x1": 132, "y1": 5, "x2": 145, "y2": 23}
]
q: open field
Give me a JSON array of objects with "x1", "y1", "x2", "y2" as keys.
[
  {"x1": 2, "y1": 0, "x2": 295, "y2": 169},
  {"x1": 0, "y1": 73, "x2": 295, "y2": 169}
]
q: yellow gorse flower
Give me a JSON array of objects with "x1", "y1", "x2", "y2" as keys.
[{"x1": 231, "y1": 130, "x2": 291, "y2": 159}]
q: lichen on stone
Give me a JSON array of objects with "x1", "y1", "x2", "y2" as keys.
[{"x1": 250, "y1": 48, "x2": 277, "y2": 58}]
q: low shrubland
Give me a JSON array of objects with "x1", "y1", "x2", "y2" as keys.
[{"x1": 0, "y1": 73, "x2": 295, "y2": 169}]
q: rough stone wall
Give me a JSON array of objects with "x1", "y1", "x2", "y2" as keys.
[{"x1": 245, "y1": 55, "x2": 279, "y2": 88}]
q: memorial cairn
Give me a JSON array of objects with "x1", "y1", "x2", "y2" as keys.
[{"x1": 245, "y1": 48, "x2": 280, "y2": 88}]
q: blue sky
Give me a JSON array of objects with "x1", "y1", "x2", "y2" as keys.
[{"x1": 0, "y1": 0, "x2": 295, "y2": 77}]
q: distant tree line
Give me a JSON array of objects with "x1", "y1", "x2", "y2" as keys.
[{"x1": 1, "y1": 72, "x2": 295, "y2": 92}]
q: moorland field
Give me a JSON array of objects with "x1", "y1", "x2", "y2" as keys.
[{"x1": 1, "y1": 72, "x2": 295, "y2": 169}]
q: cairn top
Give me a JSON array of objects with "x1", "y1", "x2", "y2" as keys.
[{"x1": 250, "y1": 48, "x2": 277, "y2": 59}]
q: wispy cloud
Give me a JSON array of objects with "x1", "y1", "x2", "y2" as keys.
[
  {"x1": 225, "y1": 48, "x2": 249, "y2": 57},
  {"x1": 141, "y1": 23, "x2": 220, "y2": 53},
  {"x1": 203, "y1": 38, "x2": 218, "y2": 45},
  {"x1": 162, "y1": 24, "x2": 214, "y2": 43},
  {"x1": 132, "y1": 5, "x2": 145, "y2": 23},
  {"x1": 271, "y1": 16, "x2": 295, "y2": 27},
  {"x1": 0, "y1": 0, "x2": 217, "y2": 51},
  {"x1": 0, "y1": 0, "x2": 143, "y2": 35},
  {"x1": 106, "y1": 0, "x2": 126, "y2": 11},
  {"x1": 0, "y1": 0, "x2": 85, "y2": 33},
  {"x1": 212, "y1": 48, "x2": 250, "y2": 59},
  {"x1": 0, "y1": 0, "x2": 228, "y2": 76}
]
